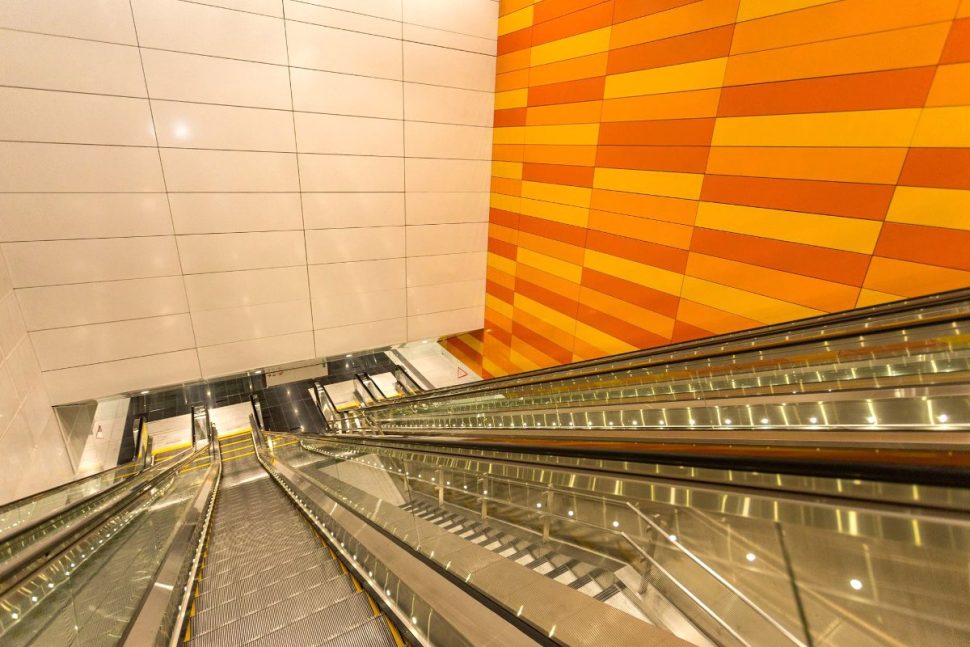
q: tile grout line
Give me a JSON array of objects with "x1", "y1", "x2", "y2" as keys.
[
  {"x1": 125, "y1": 0, "x2": 205, "y2": 380},
  {"x1": 281, "y1": 0, "x2": 318, "y2": 360},
  {"x1": 401, "y1": 0, "x2": 409, "y2": 344}
]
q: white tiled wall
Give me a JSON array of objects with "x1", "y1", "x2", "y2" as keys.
[
  {"x1": 0, "y1": 247, "x2": 74, "y2": 504},
  {"x1": 0, "y1": 0, "x2": 495, "y2": 404}
]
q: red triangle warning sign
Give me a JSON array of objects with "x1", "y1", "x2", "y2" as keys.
[{"x1": 457, "y1": 367, "x2": 468, "y2": 379}]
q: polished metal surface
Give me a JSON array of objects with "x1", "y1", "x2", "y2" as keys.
[
  {"x1": 295, "y1": 434, "x2": 970, "y2": 647},
  {"x1": 186, "y1": 432, "x2": 396, "y2": 647},
  {"x1": 361, "y1": 292, "x2": 970, "y2": 460},
  {"x1": 263, "y1": 435, "x2": 695, "y2": 646}
]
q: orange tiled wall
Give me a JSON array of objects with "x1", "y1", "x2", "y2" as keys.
[{"x1": 473, "y1": 0, "x2": 970, "y2": 378}]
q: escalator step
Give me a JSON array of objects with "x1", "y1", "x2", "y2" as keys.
[
  {"x1": 193, "y1": 575, "x2": 358, "y2": 638},
  {"x1": 321, "y1": 616, "x2": 397, "y2": 647},
  {"x1": 191, "y1": 590, "x2": 372, "y2": 646},
  {"x1": 594, "y1": 581, "x2": 626, "y2": 602}
]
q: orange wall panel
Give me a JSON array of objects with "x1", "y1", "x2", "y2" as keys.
[{"x1": 446, "y1": 0, "x2": 970, "y2": 378}]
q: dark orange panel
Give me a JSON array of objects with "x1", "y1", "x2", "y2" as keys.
[
  {"x1": 718, "y1": 67, "x2": 936, "y2": 117},
  {"x1": 533, "y1": 2, "x2": 614, "y2": 45},
  {"x1": 488, "y1": 266, "x2": 516, "y2": 291},
  {"x1": 516, "y1": 278, "x2": 580, "y2": 317},
  {"x1": 522, "y1": 162, "x2": 596, "y2": 187},
  {"x1": 591, "y1": 189, "x2": 698, "y2": 225},
  {"x1": 496, "y1": 69, "x2": 530, "y2": 92},
  {"x1": 941, "y1": 16, "x2": 970, "y2": 63},
  {"x1": 489, "y1": 237, "x2": 517, "y2": 260},
  {"x1": 612, "y1": 0, "x2": 698, "y2": 24},
  {"x1": 599, "y1": 118, "x2": 716, "y2": 145},
  {"x1": 874, "y1": 223, "x2": 970, "y2": 272},
  {"x1": 498, "y1": 27, "x2": 533, "y2": 56},
  {"x1": 518, "y1": 231, "x2": 586, "y2": 264},
  {"x1": 524, "y1": 144, "x2": 598, "y2": 166},
  {"x1": 511, "y1": 320, "x2": 574, "y2": 364},
  {"x1": 526, "y1": 101, "x2": 603, "y2": 125},
  {"x1": 700, "y1": 175, "x2": 895, "y2": 220},
  {"x1": 602, "y1": 89, "x2": 722, "y2": 121},
  {"x1": 581, "y1": 268, "x2": 681, "y2": 317},
  {"x1": 671, "y1": 319, "x2": 713, "y2": 343},
  {"x1": 585, "y1": 230, "x2": 689, "y2": 273},
  {"x1": 494, "y1": 107, "x2": 528, "y2": 127},
  {"x1": 512, "y1": 307, "x2": 577, "y2": 352},
  {"x1": 490, "y1": 177, "x2": 522, "y2": 196},
  {"x1": 487, "y1": 278, "x2": 516, "y2": 304},
  {"x1": 530, "y1": 53, "x2": 610, "y2": 86},
  {"x1": 576, "y1": 303, "x2": 670, "y2": 349},
  {"x1": 588, "y1": 209, "x2": 693, "y2": 249},
  {"x1": 534, "y1": 0, "x2": 611, "y2": 23},
  {"x1": 689, "y1": 228, "x2": 870, "y2": 286},
  {"x1": 519, "y1": 214, "x2": 588, "y2": 246},
  {"x1": 899, "y1": 148, "x2": 970, "y2": 189},
  {"x1": 517, "y1": 263, "x2": 583, "y2": 301},
  {"x1": 529, "y1": 76, "x2": 606, "y2": 106},
  {"x1": 607, "y1": 24, "x2": 734, "y2": 74},
  {"x1": 596, "y1": 145, "x2": 710, "y2": 173},
  {"x1": 490, "y1": 208, "x2": 519, "y2": 229}
]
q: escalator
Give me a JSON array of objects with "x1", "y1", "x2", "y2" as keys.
[
  {"x1": 186, "y1": 431, "x2": 397, "y2": 647},
  {"x1": 0, "y1": 290, "x2": 967, "y2": 646}
]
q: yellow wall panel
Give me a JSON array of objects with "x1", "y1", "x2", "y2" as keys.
[
  {"x1": 523, "y1": 123, "x2": 601, "y2": 146},
  {"x1": 583, "y1": 250, "x2": 684, "y2": 296},
  {"x1": 530, "y1": 27, "x2": 612, "y2": 66},
  {"x1": 485, "y1": 294, "x2": 514, "y2": 319},
  {"x1": 489, "y1": 192, "x2": 520, "y2": 212},
  {"x1": 517, "y1": 247, "x2": 583, "y2": 283},
  {"x1": 910, "y1": 106, "x2": 970, "y2": 147},
  {"x1": 711, "y1": 109, "x2": 922, "y2": 147},
  {"x1": 518, "y1": 197, "x2": 589, "y2": 227},
  {"x1": 695, "y1": 202, "x2": 883, "y2": 254},
  {"x1": 521, "y1": 180, "x2": 592, "y2": 208},
  {"x1": 887, "y1": 187, "x2": 970, "y2": 231},
  {"x1": 494, "y1": 89, "x2": 529, "y2": 110},
  {"x1": 593, "y1": 168, "x2": 704, "y2": 200},
  {"x1": 487, "y1": 252, "x2": 517, "y2": 277},
  {"x1": 468, "y1": 0, "x2": 970, "y2": 376},
  {"x1": 736, "y1": 0, "x2": 838, "y2": 22},
  {"x1": 513, "y1": 294, "x2": 578, "y2": 334},
  {"x1": 491, "y1": 161, "x2": 523, "y2": 180},
  {"x1": 611, "y1": 0, "x2": 741, "y2": 48},
  {"x1": 498, "y1": 6, "x2": 533, "y2": 35},
  {"x1": 926, "y1": 63, "x2": 970, "y2": 107},
  {"x1": 604, "y1": 58, "x2": 728, "y2": 99},
  {"x1": 573, "y1": 322, "x2": 637, "y2": 356},
  {"x1": 681, "y1": 277, "x2": 824, "y2": 324}
]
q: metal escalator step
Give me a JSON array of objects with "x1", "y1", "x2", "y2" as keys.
[
  {"x1": 546, "y1": 559, "x2": 580, "y2": 580},
  {"x1": 192, "y1": 573, "x2": 358, "y2": 638},
  {"x1": 192, "y1": 591, "x2": 374, "y2": 647},
  {"x1": 202, "y1": 545, "x2": 329, "y2": 586},
  {"x1": 205, "y1": 532, "x2": 320, "y2": 567},
  {"x1": 240, "y1": 594, "x2": 378, "y2": 647},
  {"x1": 320, "y1": 615, "x2": 397, "y2": 647},
  {"x1": 568, "y1": 569, "x2": 604, "y2": 590},
  {"x1": 201, "y1": 550, "x2": 339, "y2": 596},
  {"x1": 199, "y1": 559, "x2": 346, "y2": 609},
  {"x1": 594, "y1": 581, "x2": 625, "y2": 602}
]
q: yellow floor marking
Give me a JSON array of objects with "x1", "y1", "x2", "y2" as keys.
[
  {"x1": 152, "y1": 441, "x2": 192, "y2": 455},
  {"x1": 219, "y1": 450, "x2": 256, "y2": 463},
  {"x1": 220, "y1": 444, "x2": 254, "y2": 458},
  {"x1": 220, "y1": 437, "x2": 252, "y2": 449},
  {"x1": 218, "y1": 427, "x2": 252, "y2": 440}
]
